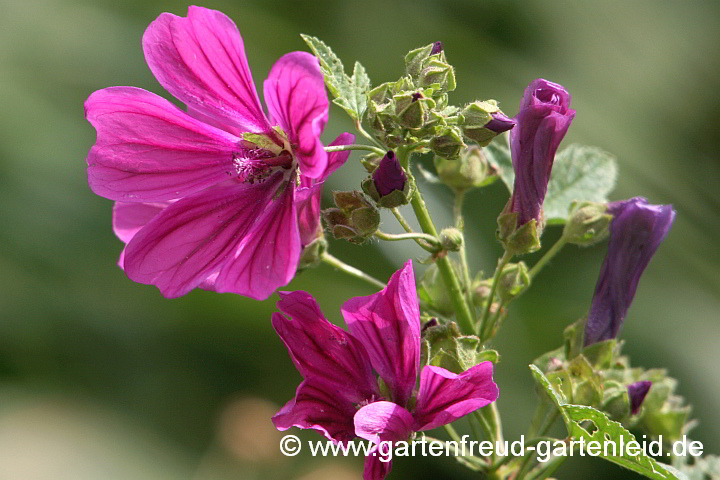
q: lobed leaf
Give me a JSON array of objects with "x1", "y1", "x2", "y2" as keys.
[{"x1": 301, "y1": 35, "x2": 371, "y2": 121}]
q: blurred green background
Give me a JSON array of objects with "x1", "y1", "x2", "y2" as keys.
[{"x1": 1, "y1": 0, "x2": 719, "y2": 478}]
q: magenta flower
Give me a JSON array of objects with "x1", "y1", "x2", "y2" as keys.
[
  {"x1": 272, "y1": 261, "x2": 499, "y2": 480},
  {"x1": 508, "y1": 79, "x2": 576, "y2": 226},
  {"x1": 85, "y1": 6, "x2": 353, "y2": 299},
  {"x1": 584, "y1": 197, "x2": 675, "y2": 345}
]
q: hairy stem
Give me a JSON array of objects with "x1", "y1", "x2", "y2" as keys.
[
  {"x1": 454, "y1": 190, "x2": 476, "y2": 321},
  {"x1": 479, "y1": 251, "x2": 513, "y2": 340},
  {"x1": 374, "y1": 230, "x2": 441, "y2": 249},
  {"x1": 528, "y1": 235, "x2": 568, "y2": 280},
  {"x1": 321, "y1": 253, "x2": 386, "y2": 290},
  {"x1": 323, "y1": 143, "x2": 385, "y2": 155}
]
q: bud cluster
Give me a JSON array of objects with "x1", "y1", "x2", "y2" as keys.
[
  {"x1": 322, "y1": 191, "x2": 380, "y2": 244},
  {"x1": 366, "y1": 42, "x2": 512, "y2": 159}
]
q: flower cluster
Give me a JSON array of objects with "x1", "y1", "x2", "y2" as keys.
[
  {"x1": 83, "y1": 6, "x2": 694, "y2": 480},
  {"x1": 272, "y1": 261, "x2": 498, "y2": 479}
]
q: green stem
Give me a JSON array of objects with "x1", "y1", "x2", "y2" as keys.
[
  {"x1": 323, "y1": 143, "x2": 385, "y2": 156},
  {"x1": 479, "y1": 251, "x2": 513, "y2": 340},
  {"x1": 475, "y1": 404, "x2": 504, "y2": 463},
  {"x1": 409, "y1": 187, "x2": 476, "y2": 336},
  {"x1": 321, "y1": 253, "x2": 386, "y2": 290},
  {"x1": 528, "y1": 235, "x2": 568, "y2": 280},
  {"x1": 394, "y1": 146, "x2": 475, "y2": 336},
  {"x1": 374, "y1": 230, "x2": 440, "y2": 249},
  {"x1": 525, "y1": 455, "x2": 567, "y2": 480},
  {"x1": 354, "y1": 120, "x2": 385, "y2": 149},
  {"x1": 391, "y1": 208, "x2": 414, "y2": 233},
  {"x1": 453, "y1": 190, "x2": 476, "y2": 321}
]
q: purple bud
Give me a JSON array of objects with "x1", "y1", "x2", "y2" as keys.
[
  {"x1": 584, "y1": 198, "x2": 675, "y2": 346},
  {"x1": 628, "y1": 381, "x2": 652, "y2": 415},
  {"x1": 485, "y1": 112, "x2": 516, "y2": 134},
  {"x1": 431, "y1": 41, "x2": 444, "y2": 55},
  {"x1": 372, "y1": 151, "x2": 407, "y2": 197},
  {"x1": 508, "y1": 79, "x2": 576, "y2": 226},
  {"x1": 412, "y1": 92, "x2": 423, "y2": 102}
]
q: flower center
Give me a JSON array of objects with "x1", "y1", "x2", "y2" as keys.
[{"x1": 233, "y1": 149, "x2": 294, "y2": 184}]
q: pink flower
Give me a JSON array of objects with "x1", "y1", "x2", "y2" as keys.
[
  {"x1": 85, "y1": 6, "x2": 353, "y2": 299},
  {"x1": 272, "y1": 261, "x2": 499, "y2": 480}
]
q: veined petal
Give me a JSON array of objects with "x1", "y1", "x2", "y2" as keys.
[
  {"x1": 354, "y1": 401, "x2": 414, "y2": 445},
  {"x1": 122, "y1": 174, "x2": 281, "y2": 298},
  {"x1": 295, "y1": 183, "x2": 324, "y2": 248},
  {"x1": 264, "y1": 52, "x2": 329, "y2": 179},
  {"x1": 341, "y1": 260, "x2": 421, "y2": 407},
  {"x1": 143, "y1": 6, "x2": 271, "y2": 134},
  {"x1": 272, "y1": 293, "x2": 377, "y2": 403},
  {"x1": 413, "y1": 363, "x2": 499, "y2": 432},
  {"x1": 272, "y1": 380, "x2": 357, "y2": 444},
  {"x1": 85, "y1": 87, "x2": 241, "y2": 202},
  {"x1": 214, "y1": 182, "x2": 300, "y2": 300},
  {"x1": 322, "y1": 132, "x2": 355, "y2": 181}
]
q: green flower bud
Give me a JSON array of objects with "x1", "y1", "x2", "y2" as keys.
[
  {"x1": 405, "y1": 43, "x2": 436, "y2": 79},
  {"x1": 563, "y1": 201, "x2": 612, "y2": 246},
  {"x1": 433, "y1": 146, "x2": 497, "y2": 191},
  {"x1": 297, "y1": 236, "x2": 328, "y2": 270},
  {"x1": 439, "y1": 227, "x2": 463, "y2": 252},
  {"x1": 419, "y1": 58, "x2": 456, "y2": 95},
  {"x1": 495, "y1": 262, "x2": 531, "y2": 303},
  {"x1": 497, "y1": 211, "x2": 541, "y2": 255},
  {"x1": 394, "y1": 91, "x2": 428, "y2": 129},
  {"x1": 430, "y1": 126, "x2": 466, "y2": 160},
  {"x1": 322, "y1": 191, "x2": 380, "y2": 244}
]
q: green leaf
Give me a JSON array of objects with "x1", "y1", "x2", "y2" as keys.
[
  {"x1": 530, "y1": 365, "x2": 685, "y2": 480},
  {"x1": 301, "y1": 35, "x2": 371, "y2": 121},
  {"x1": 544, "y1": 144, "x2": 618, "y2": 224}
]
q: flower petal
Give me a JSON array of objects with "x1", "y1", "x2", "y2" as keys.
[
  {"x1": 122, "y1": 175, "x2": 281, "y2": 298},
  {"x1": 272, "y1": 293, "x2": 377, "y2": 403},
  {"x1": 363, "y1": 450, "x2": 392, "y2": 480},
  {"x1": 113, "y1": 201, "x2": 168, "y2": 245},
  {"x1": 413, "y1": 363, "x2": 499, "y2": 432},
  {"x1": 264, "y1": 51, "x2": 329, "y2": 179},
  {"x1": 272, "y1": 380, "x2": 357, "y2": 444},
  {"x1": 214, "y1": 182, "x2": 301, "y2": 300},
  {"x1": 354, "y1": 401, "x2": 414, "y2": 445},
  {"x1": 296, "y1": 133, "x2": 355, "y2": 246},
  {"x1": 112, "y1": 201, "x2": 168, "y2": 268},
  {"x1": 85, "y1": 87, "x2": 242, "y2": 202},
  {"x1": 341, "y1": 260, "x2": 421, "y2": 407},
  {"x1": 142, "y1": 6, "x2": 271, "y2": 134}
]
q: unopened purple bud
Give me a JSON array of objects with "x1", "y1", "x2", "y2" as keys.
[
  {"x1": 584, "y1": 197, "x2": 675, "y2": 346},
  {"x1": 628, "y1": 381, "x2": 652, "y2": 415},
  {"x1": 485, "y1": 112, "x2": 516, "y2": 134},
  {"x1": 508, "y1": 79, "x2": 576, "y2": 226},
  {"x1": 372, "y1": 151, "x2": 407, "y2": 197},
  {"x1": 431, "y1": 41, "x2": 444, "y2": 55},
  {"x1": 411, "y1": 92, "x2": 423, "y2": 102}
]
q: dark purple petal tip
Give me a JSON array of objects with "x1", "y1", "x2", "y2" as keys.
[
  {"x1": 628, "y1": 381, "x2": 652, "y2": 415},
  {"x1": 372, "y1": 151, "x2": 407, "y2": 197},
  {"x1": 431, "y1": 41, "x2": 444, "y2": 55},
  {"x1": 485, "y1": 112, "x2": 516, "y2": 134}
]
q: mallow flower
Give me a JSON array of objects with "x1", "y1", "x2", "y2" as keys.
[
  {"x1": 584, "y1": 197, "x2": 675, "y2": 345},
  {"x1": 86, "y1": 6, "x2": 352, "y2": 300},
  {"x1": 272, "y1": 260, "x2": 499, "y2": 480},
  {"x1": 508, "y1": 79, "x2": 576, "y2": 227}
]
